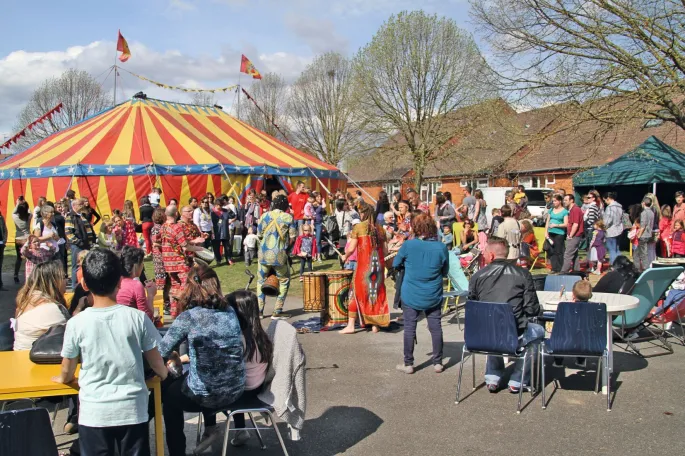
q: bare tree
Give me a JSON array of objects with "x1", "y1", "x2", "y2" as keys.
[
  {"x1": 189, "y1": 92, "x2": 217, "y2": 107},
  {"x1": 13, "y1": 69, "x2": 111, "y2": 150},
  {"x1": 289, "y1": 52, "x2": 375, "y2": 167},
  {"x1": 354, "y1": 11, "x2": 494, "y2": 189},
  {"x1": 470, "y1": 0, "x2": 685, "y2": 131},
  {"x1": 238, "y1": 73, "x2": 289, "y2": 141}
]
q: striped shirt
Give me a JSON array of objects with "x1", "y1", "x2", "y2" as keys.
[{"x1": 584, "y1": 203, "x2": 601, "y2": 229}]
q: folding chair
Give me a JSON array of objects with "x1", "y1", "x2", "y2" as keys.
[
  {"x1": 647, "y1": 293, "x2": 685, "y2": 345},
  {"x1": 0, "y1": 408, "x2": 59, "y2": 456},
  {"x1": 613, "y1": 266, "x2": 684, "y2": 357},
  {"x1": 442, "y1": 250, "x2": 470, "y2": 328},
  {"x1": 520, "y1": 242, "x2": 541, "y2": 271},
  {"x1": 455, "y1": 301, "x2": 539, "y2": 414},
  {"x1": 539, "y1": 302, "x2": 610, "y2": 411}
]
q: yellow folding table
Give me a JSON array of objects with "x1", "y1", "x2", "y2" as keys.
[{"x1": 0, "y1": 351, "x2": 164, "y2": 456}]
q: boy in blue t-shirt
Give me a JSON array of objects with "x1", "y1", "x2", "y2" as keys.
[{"x1": 53, "y1": 248, "x2": 168, "y2": 455}]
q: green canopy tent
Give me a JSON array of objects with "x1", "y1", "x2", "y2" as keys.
[{"x1": 573, "y1": 136, "x2": 685, "y2": 190}]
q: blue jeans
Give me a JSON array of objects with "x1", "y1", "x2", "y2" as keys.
[
  {"x1": 314, "y1": 222, "x2": 322, "y2": 257},
  {"x1": 70, "y1": 244, "x2": 83, "y2": 289},
  {"x1": 344, "y1": 260, "x2": 357, "y2": 271},
  {"x1": 606, "y1": 236, "x2": 620, "y2": 265},
  {"x1": 485, "y1": 322, "x2": 544, "y2": 388}
]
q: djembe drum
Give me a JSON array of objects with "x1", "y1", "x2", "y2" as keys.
[
  {"x1": 302, "y1": 272, "x2": 326, "y2": 312},
  {"x1": 321, "y1": 270, "x2": 353, "y2": 327}
]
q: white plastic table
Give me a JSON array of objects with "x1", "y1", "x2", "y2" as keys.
[{"x1": 536, "y1": 291, "x2": 639, "y2": 394}]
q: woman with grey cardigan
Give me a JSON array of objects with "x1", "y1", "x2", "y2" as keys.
[{"x1": 603, "y1": 192, "x2": 625, "y2": 265}]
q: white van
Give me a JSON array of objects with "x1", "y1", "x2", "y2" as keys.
[{"x1": 479, "y1": 187, "x2": 553, "y2": 225}]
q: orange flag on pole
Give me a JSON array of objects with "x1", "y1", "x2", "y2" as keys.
[
  {"x1": 117, "y1": 30, "x2": 131, "y2": 62},
  {"x1": 240, "y1": 54, "x2": 262, "y2": 79}
]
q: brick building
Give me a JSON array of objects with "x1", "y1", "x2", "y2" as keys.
[{"x1": 346, "y1": 99, "x2": 685, "y2": 208}]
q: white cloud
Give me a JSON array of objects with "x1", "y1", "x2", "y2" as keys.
[
  {"x1": 0, "y1": 40, "x2": 311, "y2": 134},
  {"x1": 284, "y1": 14, "x2": 349, "y2": 54}
]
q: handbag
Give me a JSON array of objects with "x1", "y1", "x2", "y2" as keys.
[
  {"x1": 542, "y1": 238, "x2": 552, "y2": 252},
  {"x1": 30, "y1": 324, "x2": 66, "y2": 364}
]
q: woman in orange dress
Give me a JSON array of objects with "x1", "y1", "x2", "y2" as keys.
[{"x1": 340, "y1": 203, "x2": 390, "y2": 333}]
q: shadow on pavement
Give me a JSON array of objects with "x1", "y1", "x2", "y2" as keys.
[{"x1": 281, "y1": 406, "x2": 383, "y2": 456}]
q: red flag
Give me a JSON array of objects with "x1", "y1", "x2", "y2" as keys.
[
  {"x1": 239, "y1": 54, "x2": 262, "y2": 80},
  {"x1": 116, "y1": 30, "x2": 131, "y2": 62}
]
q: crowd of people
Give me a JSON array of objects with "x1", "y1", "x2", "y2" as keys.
[{"x1": 4, "y1": 179, "x2": 685, "y2": 453}]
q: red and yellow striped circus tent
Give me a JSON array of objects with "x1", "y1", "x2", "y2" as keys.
[{"x1": 0, "y1": 97, "x2": 346, "y2": 242}]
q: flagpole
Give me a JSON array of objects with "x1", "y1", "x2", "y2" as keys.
[{"x1": 237, "y1": 72, "x2": 242, "y2": 120}]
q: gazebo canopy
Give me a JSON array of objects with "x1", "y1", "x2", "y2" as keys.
[{"x1": 573, "y1": 136, "x2": 685, "y2": 187}]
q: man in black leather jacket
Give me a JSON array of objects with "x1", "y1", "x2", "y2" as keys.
[{"x1": 468, "y1": 237, "x2": 544, "y2": 393}]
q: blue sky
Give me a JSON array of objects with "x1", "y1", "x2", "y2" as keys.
[{"x1": 1, "y1": 0, "x2": 474, "y2": 137}]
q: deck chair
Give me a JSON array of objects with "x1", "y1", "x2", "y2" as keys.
[
  {"x1": 443, "y1": 250, "x2": 470, "y2": 329},
  {"x1": 638, "y1": 289, "x2": 685, "y2": 347},
  {"x1": 520, "y1": 242, "x2": 542, "y2": 271},
  {"x1": 613, "y1": 266, "x2": 684, "y2": 357}
]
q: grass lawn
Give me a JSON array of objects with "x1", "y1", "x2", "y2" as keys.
[{"x1": 1, "y1": 248, "x2": 396, "y2": 298}]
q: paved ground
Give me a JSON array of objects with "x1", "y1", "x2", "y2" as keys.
[{"x1": 3, "y1": 271, "x2": 685, "y2": 455}]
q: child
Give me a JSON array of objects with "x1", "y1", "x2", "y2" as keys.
[
  {"x1": 589, "y1": 220, "x2": 607, "y2": 275},
  {"x1": 293, "y1": 224, "x2": 317, "y2": 281},
  {"x1": 243, "y1": 226, "x2": 259, "y2": 266},
  {"x1": 20, "y1": 235, "x2": 58, "y2": 279},
  {"x1": 111, "y1": 215, "x2": 125, "y2": 250},
  {"x1": 660, "y1": 205, "x2": 673, "y2": 257},
  {"x1": 553, "y1": 280, "x2": 593, "y2": 367},
  {"x1": 442, "y1": 225, "x2": 454, "y2": 248},
  {"x1": 303, "y1": 195, "x2": 315, "y2": 227},
  {"x1": 672, "y1": 220, "x2": 685, "y2": 258},
  {"x1": 149, "y1": 187, "x2": 162, "y2": 207},
  {"x1": 53, "y1": 248, "x2": 168, "y2": 455},
  {"x1": 97, "y1": 222, "x2": 116, "y2": 250},
  {"x1": 489, "y1": 208, "x2": 504, "y2": 235},
  {"x1": 520, "y1": 220, "x2": 539, "y2": 263}
]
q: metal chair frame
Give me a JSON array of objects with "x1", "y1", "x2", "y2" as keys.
[
  {"x1": 538, "y1": 342, "x2": 610, "y2": 411},
  {"x1": 195, "y1": 406, "x2": 289, "y2": 456},
  {"x1": 455, "y1": 344, "x2": 538, "y2": 414}
]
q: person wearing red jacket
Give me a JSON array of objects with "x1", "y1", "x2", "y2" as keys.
[
  {"x1": 292, "y1": 224, "x2": 318, "y2": 281},
  {"x1": 672, "y1": 220, "x2": 685, "y2": 257}
]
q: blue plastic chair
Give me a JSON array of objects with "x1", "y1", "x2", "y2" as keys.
[
  {"x1": 543, "y1": 274, "x2": 582, "y2": 292},
  {"x1": 539, "y1": 303, "x2": 610, "y2": 411},
  {"x1": 0, "y1": 408, "x2": 58, "y2": 456},
  {"x1": 539, "y1": 275, "x2": 583, "y2": 322},
  {"x1": 455, "y1": 301, "x2": 539, "y2": 414},
  {"x1": 612, "y1": 266, "x2": 683, "y2": 356}
]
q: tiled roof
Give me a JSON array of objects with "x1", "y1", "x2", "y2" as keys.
[
  {"x1": 507, "y1": 105, "x2": 685, "y2": 174},
  {"x1": 345, "y1": 97, "x2": 685, "y2": 183}
]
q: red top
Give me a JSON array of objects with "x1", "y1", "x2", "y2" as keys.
[
  {"x1": 567, "y1": 205, "x2": 585, "y2": 237},
  {"x1": 161, "y1": 222, "x2": 189, "y2": 273},
  {"x1": 117, "y1": 277, "x2": 153, "y2": 321},
  {"x1": 123, "y1": 220, "x2": 139, "y2": 247},
  {"x1": 288, "y1": 192, "x2": 309, "y2": 221}
]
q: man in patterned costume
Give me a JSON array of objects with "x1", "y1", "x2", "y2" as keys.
[
  {"x1": 161, "y1": 205, "x2": 204, "y2": 316},
  {"x1": 257, "y1": 194, "x2": 297, "y2": 319}
]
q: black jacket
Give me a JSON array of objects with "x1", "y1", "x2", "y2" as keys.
[{"x1": 468, "y1": 259, "x2": 541, "y2": 335}]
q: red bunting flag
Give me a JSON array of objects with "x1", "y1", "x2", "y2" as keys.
[
  {"x1": 117, "y1": 30, "x2": 131, "y2": 63},
  {"x1": 240, "y1": 54, "x2": 262, "y2": 80}
]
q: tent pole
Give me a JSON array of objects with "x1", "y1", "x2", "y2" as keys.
[
  {"x1": 653, "y1": 182, "x2": 657, "y2": 194},
  {"x1": 219, "y1": 163, "x2": 243, "y2": 208},
  {"x1": 339, "y1": 170, "x2": 377, "y2": 203}
]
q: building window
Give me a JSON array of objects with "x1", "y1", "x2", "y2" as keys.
[
  {"x1": 545, "y1": 175, "x2": 556, "y2": 186},
  {"x1": 460, "y1": 178, "x2": 489, "y2": 189},
  {"x1": 420, "y1": 181, "x2": 442, "y2": 203},
  {"x1": 382, "y1": 182, "x2": 400, "y2": 197}
]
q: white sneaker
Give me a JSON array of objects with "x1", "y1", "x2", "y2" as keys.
[
  {"x1": 194, "y1": 425, "x2": 222, "y2": 454},
  {"x1": 231, "y1": 430, "x2": 251, "y2": 447}
]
